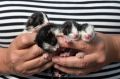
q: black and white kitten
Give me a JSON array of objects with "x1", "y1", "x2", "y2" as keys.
[
  {"x1": 24, "y1": 11, "x2": 49, "y2": 32},
  {"x1": 23, "y1": 11, "x2": 60, "y2": 54},
  {"x1": 62, "y1": 20, "x2": 81, "y2": 43},
  {"x1": 34, "y1": 23, "x2": 61, "y2": 78},
  {"x1": 35, "y1": 23, "x2": 59, "y2": 54},
  {"x1": 80, "y1": 23, "x2": 95, "y2": 42}
]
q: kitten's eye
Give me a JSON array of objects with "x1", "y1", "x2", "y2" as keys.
[
  {"x1": 51, "y1": 37, "x2": 54, "y2": 41},
  {"x1": 52, "y1": 37, "x2": 56, "y2": 42}
]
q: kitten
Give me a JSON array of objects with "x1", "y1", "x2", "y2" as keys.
[
  {"x1": 80, "y1": 23, "x2": 96, "y2": 42},
  {"x1": 62, "y1": 20, "x2": 81, "y2": 42},
  {"x1": 35, "y1": 23, "x2": 59, "y2": 54},
  {"x1": 34, "y1": 23, "x2": 64, "y2": 78},
  {"x1": 24, "y1": 11, "x2": 49, "y2": 32}
]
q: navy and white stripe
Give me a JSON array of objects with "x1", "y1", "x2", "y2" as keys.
[{"x1": 0, "y1": 0, "x2": 120, "y2": 78}]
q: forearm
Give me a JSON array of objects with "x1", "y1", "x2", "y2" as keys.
[
  {"x1": 0, "y1": 48, "x2": 11, "y2": 74},
  {"x1": 96, "y1": 32, "x2": 120, "y2": 62},
  {"x1": 96, "y1": 33, "x2": 120, "y2": 62},
  {"x1": 110, "y1": 34, "x2": 120, "y2": 61}
]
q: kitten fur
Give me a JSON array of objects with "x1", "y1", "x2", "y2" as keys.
[
  {"x1": 25, "y1": 11, "x2": 49, "y2": 32},
  {"x1": 35, "y1": 23, "x2": 59, "y2": 54},
  {"x1": 62, "y1": 20, "x2": 81, "y2": 42}
]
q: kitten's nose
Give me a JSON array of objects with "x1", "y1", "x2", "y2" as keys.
[{"x1": 73, "y1": 33, "x2": 78, "y2": 38}]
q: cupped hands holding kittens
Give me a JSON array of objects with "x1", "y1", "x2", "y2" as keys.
[
  {"x1": 52, "y1": 32, "x2": 119, "y2": 75},
  {"x1": 2, "y1": 32, "x2": 53, "y2": 76},
  {"x1": 11, "y1": 11, "x2": 119, "y2": 76}
]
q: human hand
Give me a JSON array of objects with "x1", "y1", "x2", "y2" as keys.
[
  {"x1": 52, "y1": 33, "x2": 118, "y2": 75},
  {"x1": 6, "y1": 33, "x2": 53, "y2": 76}
]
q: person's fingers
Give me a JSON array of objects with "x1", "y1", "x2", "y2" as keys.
[
  {"x1": 57, "y1": 36, "x2": 94, "y2": 52},
  {"x1": 52, "y1": 53, "x2": 98, "y2": 68},
  {"x1": 57, "y1": 36, "x2": 69, "y2": 48},
  {"x1": 33, "y1": 62, "x2": 53, "y2": 72},
  {"x1": 18, "y1": 53, "x2": 51, "y2": 71},
  {"x1": 24, "y1": 62, "x2": 53, "y2": 76},
  {"x1": 57, "y1": 34, "x2": 101, "y2": 53},
  {"x1": 70, "y1": 41, "x2": 96, "y2": 52},
  {"x1": 14, "y1": 33, "x2": 37, "y2": 49},
  {"x1": 54, "y1": 64, "x2": 99, "y2": 75},
  {"x1": 14, "y1": 45, "x2": 44, "y2": 61},
  {"x1": 23, "y1": 45, "x2": 45, "y2": 61}
]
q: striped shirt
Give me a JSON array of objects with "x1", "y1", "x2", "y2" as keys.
[{"x1": 0, "y1": 0, "x2": 120, "y2": 79}]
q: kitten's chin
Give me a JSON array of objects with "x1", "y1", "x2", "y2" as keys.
[{"x1": 82, "y1": 33, "x2": 96, "y2": 42}]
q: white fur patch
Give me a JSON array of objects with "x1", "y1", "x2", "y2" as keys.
[
  {"x1": 67, "y1": 22, "x2": 79, "y2": 40},
  {"x1": 43, "y1": 42, "x2": 51, "y2": 50},
  {"x1": 43, "y1": 42, "x2": 59, "y2": 52}
]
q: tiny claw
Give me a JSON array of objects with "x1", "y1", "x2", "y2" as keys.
[
  {"x1": 43, "y1": 53, "x2": 50, "y2": 59},
  {"x1": 60, "y1": 52, "x2": 70, "y2": 57}
]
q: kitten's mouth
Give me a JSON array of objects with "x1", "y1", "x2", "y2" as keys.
[{"x1": 85, "y1": 34, "x2": 92, "y2": 40}]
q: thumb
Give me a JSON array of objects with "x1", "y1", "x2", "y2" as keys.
[{"x1": 13, "y1": 32, "x2": 37, "y2": 49}]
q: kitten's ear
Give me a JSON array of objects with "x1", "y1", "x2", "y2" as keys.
[
  {"x1": 81, "y1": 23, "x2": 88, "y2": 31},
  {"x1": 63, "y1": 20, "x2": 72, "y2": 27},
  {"x1": 41, "y1": 12, "x2": 49, "y2": 24},
  {"x1": 62, "y1": 20, "x2": 73, "y2": 35},
  {"x1": 82, "y1": 23, "x2": 88, "y2": 26}
]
